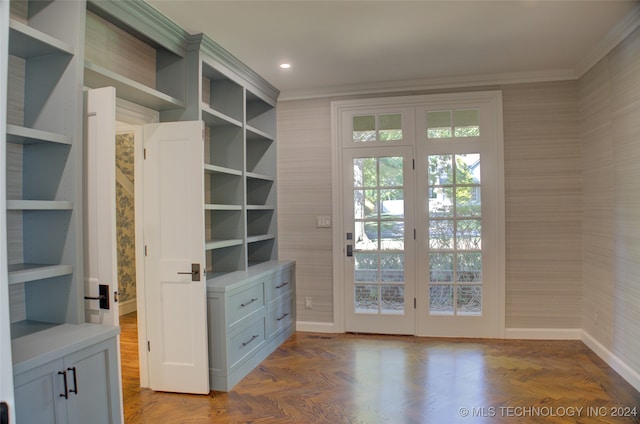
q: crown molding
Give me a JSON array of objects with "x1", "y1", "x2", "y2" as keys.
[
  {"x1": 278, "y1": 68, "x2": 577, "y2": 101},
  {"x1": 575, "y1": 3, "x2": 640, "y2": 78}
]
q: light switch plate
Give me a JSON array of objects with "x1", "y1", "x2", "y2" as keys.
[{"x1": 316, "y1": 215, "x2": 332, "y2": 228}]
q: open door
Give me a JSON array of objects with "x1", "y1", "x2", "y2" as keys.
[
  {"x1": 143, "y1": 121, "x2": 209, "y2": 394},
  {"x1": 84, "y1": 87, "x2": 124, "y2": 420},
  {"x1": 84, "y1": 87, "x2": 120, "y2": 325}
]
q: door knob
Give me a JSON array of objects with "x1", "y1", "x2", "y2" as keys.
[{"x1": 177, "y1": 263, "x2": 201, "y2": 281}]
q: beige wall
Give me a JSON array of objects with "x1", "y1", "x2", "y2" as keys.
[{"x1": 579, "y1": 25, "x2": 640, "y2": 374}]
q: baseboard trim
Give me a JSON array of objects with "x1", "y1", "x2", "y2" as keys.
[
  {"x1": 504, "y1": 328, "x2": 582, "y2": 340},
  {"x1": 119, "y1": 298, "x2": 137, "y2": 316},
  {"x1": 581, "y1": 330, "x2": 640, "y2": 392},
  {"x1": 296, "y1": 321, "x2": 336, "y2": 333}
]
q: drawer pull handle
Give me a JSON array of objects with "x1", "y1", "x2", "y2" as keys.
[
  {"x1": 275, "y1": 281, "x2": 289, "y2": 289},
  {"x1": 276, "y1": 312, "x2": 290, "y2": 321},
  {"x1": 68, "y1": 367, "x2": 78, "y2": 395},
  {"x1": 59, "y1": 370, "x2": 68, "y2": 399},
  {"x1": 240, "y1": 298, "x2": 258, "y2": 307},
  {"x1": 242, "y1": 334, "x2": 259, "y2": 347}
]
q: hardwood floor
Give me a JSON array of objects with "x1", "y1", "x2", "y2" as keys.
[{"x1": 120, "y1": 312, "x2": 639, "y2": 423}]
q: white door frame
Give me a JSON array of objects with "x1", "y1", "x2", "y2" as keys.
[{"x1": 331, "y1": 92, "x2": 505, "y2": 337}]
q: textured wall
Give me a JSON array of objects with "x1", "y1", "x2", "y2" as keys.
[
  {"x1": 580, "y1": 26, "x2": 640, "y2": 374},
  {"x1": 502, "y1": 82, "x2": 583, "y2": 328}
]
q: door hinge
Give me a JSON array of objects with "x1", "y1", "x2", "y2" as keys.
[
  {"x1": 412, "y1": 158, "x2": 415, "y2": 170},
  {"x1": 147, "y1": 341, "x2": 151, "y2": 352},
  {"x1": 144, "y1": 148, "x2": 147, "y2": 159},
  {"x1": 414, "y1": 298, "x2": 417, "y2": 309},
  {"x1": 144, "y1": 245, "x2": 148, "y2": 256},
  {"x1": 414, "y1": 229, "x2": 417, "y2": 240}
]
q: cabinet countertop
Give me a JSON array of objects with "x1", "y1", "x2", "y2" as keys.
[
  {"x1": 206, "y1": 260, "x2": 295, "y2": 293},
  {"x1": 12, "y1": 323, "x2": 120, "y2": 374}
]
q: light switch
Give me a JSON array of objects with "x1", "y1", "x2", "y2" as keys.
[{"x1": 316, "y1": 215, "x2": 332, "y2": 228}]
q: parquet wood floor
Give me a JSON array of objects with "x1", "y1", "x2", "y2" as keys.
[{"x1": 120, "y1": 312, "x2": 639, "y2": 423}]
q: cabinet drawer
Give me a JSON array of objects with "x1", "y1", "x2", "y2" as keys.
[
  {"x1": 229, "y1": 318, "x2": 266, "y2": 369},
  {"x1": 228, "y1": 283, "x2": 265, "y2": 327},
  {"x1": 267, "y1": 293, "x2": 294, "y2": 339},
  {"x1": 266, "y1": 268, "x2": 293, "y2": 301}
]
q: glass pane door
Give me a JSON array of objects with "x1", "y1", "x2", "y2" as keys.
[{"x1": 344, "y1": 147, "x2": 415, "y2": 334}]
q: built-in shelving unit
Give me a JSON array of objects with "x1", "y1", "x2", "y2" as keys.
[
  {"x1": 83, "y1": 1, "x2": 189, "y2": 120},
  {"x1": 193, "y1": 38, "x2": 280, "y2": 277},
  {"x1": 4, "y1": 2, "x2": 122, "y2": 422},
  {"x1": 5, "y1": 0, "x2": 85, "y2": 340}
]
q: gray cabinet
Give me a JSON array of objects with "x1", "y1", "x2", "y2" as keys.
[
  {"x1": 13, "y1": 325, "x2": 121, "y2": 424},
  {"x1": 207, "y1": 261, "x2": 295, "y2": 391}
]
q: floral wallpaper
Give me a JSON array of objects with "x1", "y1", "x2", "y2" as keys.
[{"x1": 116, "y1": 133, "x2": 136, "y2": 303}]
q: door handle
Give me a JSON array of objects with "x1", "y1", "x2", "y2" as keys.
[
  {"x1": 177, "y1": 263, "x2": 200, "y2": 281},
  {"x1": 346, "y1": 244, "x2": 353, "y2": 257}
]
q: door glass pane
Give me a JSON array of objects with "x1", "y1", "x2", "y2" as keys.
[
  {"x1": 457, "y1": 285, "x2": 482, "y2": 314},
  {"x1": 427, "y1": 153, "x2": 482, "y2": 315},
  {"x1": 453, "y1": 110, "x2": 480, "y2": 137},
  {"x1": 378, "y1": 114, "x2": 402, "y2": 140},
  {"x1": 429, "y1": 285, "x2": 454, "y2": 314},
  {"x1": 427, "y1": 111, "x2": 452, "y2": 138},
  {"x1": 353, "y1": 115, "x2": 376, "y2": 142},
  {"x1": 353, "y1": 114, "x2": 403, "y2": 142},
  {"x1": 352, "y1": 156, "x2": 406, "y2": 315}
]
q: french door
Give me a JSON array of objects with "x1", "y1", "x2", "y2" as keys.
[
  {"x1": 343, "y1": 147, "x2": 415, "y2": 334},
  {"x1": 334, "y1": 92, "x2": 504, "y2": 338}
]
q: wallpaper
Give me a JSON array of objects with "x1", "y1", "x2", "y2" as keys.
[{"x1": 116, "y1": 133, "x2": 136, "y2": 303}]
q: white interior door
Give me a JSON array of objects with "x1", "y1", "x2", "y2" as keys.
[
  {"x1": 84, "y1": 87, "x2": 120, "y2": 326},
  {"x1": 84, "y1": 87, "x2": 125, "y2": 424},
  {"x1": 143, "y1": 120, "x2": 209, "y2": 394},
  {"x1": 343, "y1": 146, "x2": 416, "y2": 335}
]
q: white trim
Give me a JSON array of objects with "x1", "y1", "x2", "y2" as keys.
[
  {"x1": 296, "y1": 321, "x2": 337, "y2": 334},
  {"x1": 118, "y1": 298, "x2": 137, "y2": 316},
  {"x1": 575, "y1": 3, "x2": 640, "y2": 78},
  {"x1": 504, "y1": 328, "x2": 582, "y2": 340},
  {"x1": 281, "y1": 69, "x2": 576, "y2": 101},
  {"x1": 581, "y1": 330, "x2": 640, "y2": 393},
  {"x1": 332, "y1": 91, "x2": 505, "y2": 338}
]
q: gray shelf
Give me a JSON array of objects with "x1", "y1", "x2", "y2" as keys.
[
  {"x1": 9, "y1": 19, "x2": 74, "y2": 59},
  {"x1": 6, "y1": 125, "x2": 72, "y2": 145},
  {"x1": 202, "y1": 105, "x2": 242, "y2": 128},
  {"x1": 205, "y1": 239, "x2": 244, "y2": 250},
  {"x1": 7, "y1": 200, "x2": 73, "y2": 210},
  {"x1": 8, "y1": 264, "x2": 74, "y2": 285},
  {"x1": 84, "y1": 61, "x2": 185, "y2": 111}
]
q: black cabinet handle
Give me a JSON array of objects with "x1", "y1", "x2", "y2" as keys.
[
  {"x1": 68, "y1": 367, "x2": 78, "y2": 395},
  {"x1": 241, "y1": 334, "x2": 259, "y2": 347},
  {"x1": 240, "y1": 298, "x2": 258, "y2": 307},
  {"x1": 1, "y1": 401, "x2": 8, "y2": 424},
  {"x1": 275, "y1": 281, "x2": 289, "y2": 289},
  {"x1": 277, "y1": 313, "x2": 290, "y2": 321},
  {"x1": 58, "y1": 371, "x2": 68, "y2": 399}
]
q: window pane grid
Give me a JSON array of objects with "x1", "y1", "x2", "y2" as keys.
[
  {"x1": 353, "y1": 114, "x2": 403, "y2": 142},
  {"x1": 427, "y1": 154, "x2": 482, "y2": 316},
  {"x1": 353, "y1": 156, "x2": 406, "y2": 315}
]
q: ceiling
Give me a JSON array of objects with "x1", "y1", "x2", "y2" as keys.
[{"x1": 146, "y1": 1, "x2": 640, "y2": 100}]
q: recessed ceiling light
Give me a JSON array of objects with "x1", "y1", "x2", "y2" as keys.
[{"x1": 279, "y1": 63, "x2": 291, "y2": 69}]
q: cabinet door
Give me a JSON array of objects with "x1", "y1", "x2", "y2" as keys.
[
  {"x1": 14, "y1": 359, "x2": 67, "y2": 424},
  {"x1": 65, "y1": 338, "x2": 121, "y2": 424}
]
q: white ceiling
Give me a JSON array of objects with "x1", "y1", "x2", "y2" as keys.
[{"x1": 147, "y1": 1, "x2": 640, "y2": 100}]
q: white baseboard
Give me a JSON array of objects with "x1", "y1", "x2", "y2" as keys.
[
  {"x1": 581, "y1": 330, "x2": 640, "y2": 392},
  {"x1": 504, "y1": 328, "x2": 582, "y2": 340},
  {"x1": 119, "y1": 298, "x2": 137, "y2": 316},
  {"x1": 296, "y1": 321, "x2": 337, "y2": 333}
]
